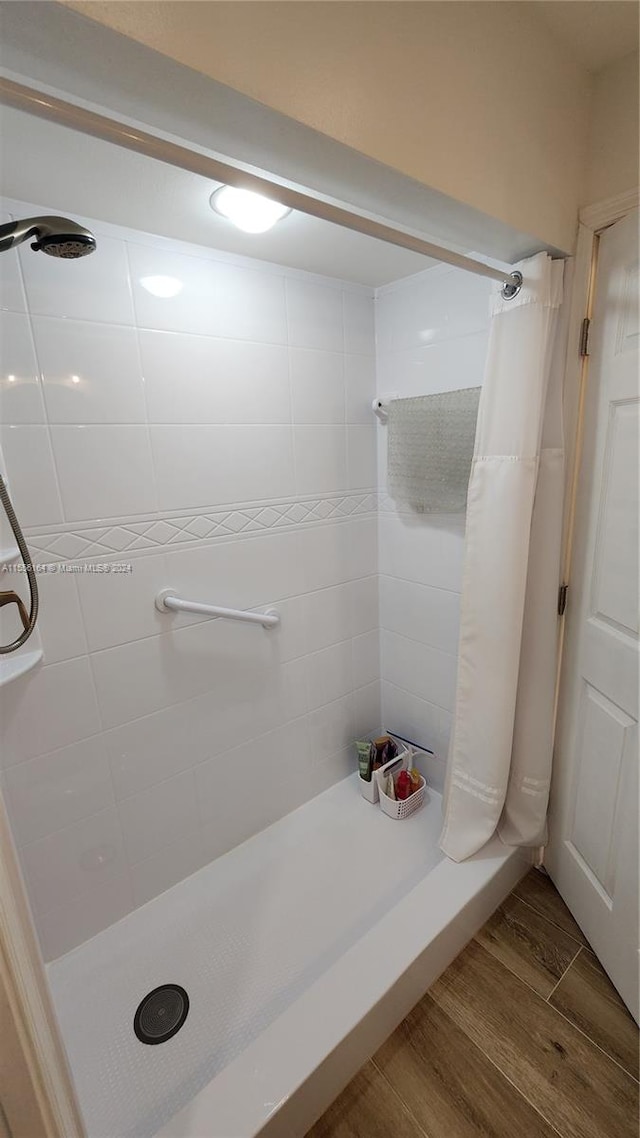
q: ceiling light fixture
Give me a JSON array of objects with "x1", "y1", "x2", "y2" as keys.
[{"x1": 210, "y1": 186, "x2": 291, "y2": 234}]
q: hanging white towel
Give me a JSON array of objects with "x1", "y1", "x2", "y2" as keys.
[{"x1": 387, "y1": 388, "x2": 481, "y2": 512}]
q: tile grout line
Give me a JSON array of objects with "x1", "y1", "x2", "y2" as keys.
[
  {"x1": 561, "y1": 945, "x2": 638, "y2": 1018},
  {"x1": 470, "y1": 930, "x2": 638, "y2": 1084},
  {"x1": 369, "y1": 1056, "x2": 431, "y2": 1138},
  {"x1": 420, "y1": 993, "x2": 569, "y2": 1138},
  {"x1": 8, "y1": 239, "x2": 67, "y2": 525},
  {"x1": 582, "y1": 977, "x2": 640, "y2": 1021},
  {"x1": 381, "y1": 625, "x2": 460, "y2": 662},
  {"x1": 545, "y1": 943, "x2": 584, "y2": 1004},
  {"x1": 544, "y1": 973, "x2": 640, "y2": 1085},
  {"x1": 124, "y1": 240, "x2": 162, "y2": 520},
  {"x1": 377, "y1": 569, "x2": 463, "y2": 598},
  {"x1": 552, "y1": 1008, "x2": 639, "y2": 1085},
  {"x1": 381, "y1": 678, "x2": 454, "y2": 719},
  {"x1": 513, "y1": 885, "x2": 639, "y2": 1037},
  {"x1": 471, "y1": 930, "x2": 578, "y2": 1007},
  {"x1": 506, "y1": 888, "x2": 640, "y2": 1084},
  {"x1": 512, "y1": 889, "x2": 587, "y2": 950}
]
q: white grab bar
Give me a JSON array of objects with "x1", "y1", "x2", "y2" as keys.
[{"x1": 155, "y1": 588, "x2": 280, "y2": 630}]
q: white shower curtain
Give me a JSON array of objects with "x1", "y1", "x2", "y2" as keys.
[{"x1": 440, "y1": 252, "x2": 564, "y2": 862}]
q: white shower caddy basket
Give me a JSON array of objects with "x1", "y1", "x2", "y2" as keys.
[
  {"x1": 377, "y1": 747, "x2": 426, "y2": 819},
  {"x1": 358, "y1": 736, "x2": 426, "y2": 818}
]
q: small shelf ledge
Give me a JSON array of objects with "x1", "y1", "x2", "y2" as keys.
[
  {"x1": 0, "y1": 546, "x2": 20, "y2": 567},
  {"x1": 0, "y1": 648, "x2": 43, "y2": 688}
]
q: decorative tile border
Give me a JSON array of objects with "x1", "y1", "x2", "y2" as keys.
[{"x1": 26, "y1": 493, "x2": 379, "y2": 561}]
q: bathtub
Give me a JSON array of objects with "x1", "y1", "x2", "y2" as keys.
[{"x1": 47, "y1": 773, "x2": 529, "y2": 1138}]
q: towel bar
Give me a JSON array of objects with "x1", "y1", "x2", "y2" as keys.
[
  {"x1": 371, "y1": 392, "x2": 398, "y2": 422},
  {"x1": 155, "y1": 589, "x2": 280, "y2": 629}
]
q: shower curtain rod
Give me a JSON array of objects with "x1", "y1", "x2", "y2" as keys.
[{"x1": 0, "y1": 76, "x2": 522, "y2": 295}]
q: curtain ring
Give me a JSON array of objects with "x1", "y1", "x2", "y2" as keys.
[{"x1": 501, "y1": 271, "x2": 523, "y2": 301}]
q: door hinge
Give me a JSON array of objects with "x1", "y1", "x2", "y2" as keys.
[
  {"x1": 558, "y1": 583, "x2": 569, "y2": 616},
  {"x1": 579, "y1": 317, "x2": 591, "y2": 357}
]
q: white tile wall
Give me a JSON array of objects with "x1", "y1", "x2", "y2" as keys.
[
  {"x1": 128, "y1": 244, "x2": 288, "y2": 342},
  {"x1": 35, "y1": 318, "x2": 146, "y2": 424},
  {"x1": 0, "y1": 213, "x2": 27, "y2": 312},
  {"x1": 0, "y1": 424, "x2": 64, "y2": 526},
  {"x1": 163, "y1": 531, "x2": 305, "y2": 614},
  {"x1": 20, "y1": 806, "x2": 127, "y2": 918},
  {"x1": 0, "y1": 198, "x2": 379, "y2": 960},
  {"x1": 305, "y1": 640, "x2": 353, "y2": 710},
  {"x1": 381, "y1": 629, "x2": 458, "y2": 714},
  {"x1": 75, "y1": 551, "x2": 167, "y2": 652},
  {"x1": 352, "y1": 629, "x2": 380, "y2": 690},
  {"x1": 345, "y1": 354, "x2": 376, "y2": 424},
  {"x1": 19, "y1": 232, "x2": 135, "y2": 325},
  {"x1": 285, "y1": 278, "x2": 344, "y2": 351},
  {"x1": 378, "y1": 513, "x2": 466, "y2": 593},
  {"x1": 293, "y1": 426, "x2": 347, "y2": 494},
  {"x1": 35, "y1": 872, "x2": 133, "y2": 963},
  {"x1": 140, "y1": 332, "x2": 290, "y2": 425},
  {"x1": 118, "y1": 769, "x2": 198, "y2": 866},
  {"x1": 0, "y1": 310, "x2": 45, "y2": 424},
  {"x1": 379, "y1": 575, "x2": 460, "y2": 657},
  {"x1": 198, "y1": 719, "x2": 316, "y2": 862},
  {"x1": 90, "y1": 618, "x2": 274, "y2": 730},
  {"x1": 290, "y1": 348, "x2": 345, "y2": 424},
  {"x1": 343, "y1": 289, "x2": 376, "y2": 356},
  {"x1": 347, "y1": 426, "x2": 377, "y2": 489},
  {"x1": 34, "y1": 569, "x2": 88, "y2": 664},
  {"x1": 150, "y1": 424, "x2": 295, "y2": 510},
  {"x1": 51, "y1": 424, "x2": 157, "y2": 521},
  {"x1": 0, "y1": 656, "x2": 101, "y2": 765},
  {"x1": 131, "y1": 831, "x2": 205, "y2": 910},
  {"x1": 375, "y1": 265, "x2": 489, "y2": 354},
  {"x1": 380, "y1": 681, "x2": 452, "y2": 793},
  {"x1": 376, "y1": 266, "x2": 491, "y2": 781},
  {"x1": 2, "y1": 735, "x2": 114, "y2": 846}
]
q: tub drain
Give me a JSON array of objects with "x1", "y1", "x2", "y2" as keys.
[{"x1": 133, "y1": 984, "x2": 189, "y2": 1045}]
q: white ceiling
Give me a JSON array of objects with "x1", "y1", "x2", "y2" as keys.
[
  {"x1": 525, "y1": 1, "x2": 639, "y2": 73},
  {"x1": 0, "y1": 105, "x2": 434, "y2": 288}
]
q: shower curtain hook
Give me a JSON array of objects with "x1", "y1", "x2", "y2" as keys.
[{"x1": 501, "y1": 271, "x2": 523, "y2": 301}]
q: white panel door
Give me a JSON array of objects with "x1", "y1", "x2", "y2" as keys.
[{"x1": 547, "y1": 209, "x2": 639, "y2": 1021}]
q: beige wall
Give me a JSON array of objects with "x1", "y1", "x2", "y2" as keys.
[
  {"x1": 0, "y1": 975, "x2": 48, "y2": 1138},
  {"x1": 584, "y1": 51, "x2": 639, "y2": 206},
  {"x1": 64, "y1": 1, "x2": 593, "y2": 251}
]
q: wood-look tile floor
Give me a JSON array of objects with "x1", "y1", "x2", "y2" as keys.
[{"x1": 306, "y1": 869, "x2": 639, "y2": 1138}]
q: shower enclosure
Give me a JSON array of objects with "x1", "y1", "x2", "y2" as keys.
[{"x1": 0, "y1": 10, "x2": 544, "y2": 1137}]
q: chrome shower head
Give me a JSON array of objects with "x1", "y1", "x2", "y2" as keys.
[
  {"x1": 0, "y1": 215, "x2": 97, "y2": 258},
  {"x1": 33, "y1": 232, "x2": 96, "y2": 259}
]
